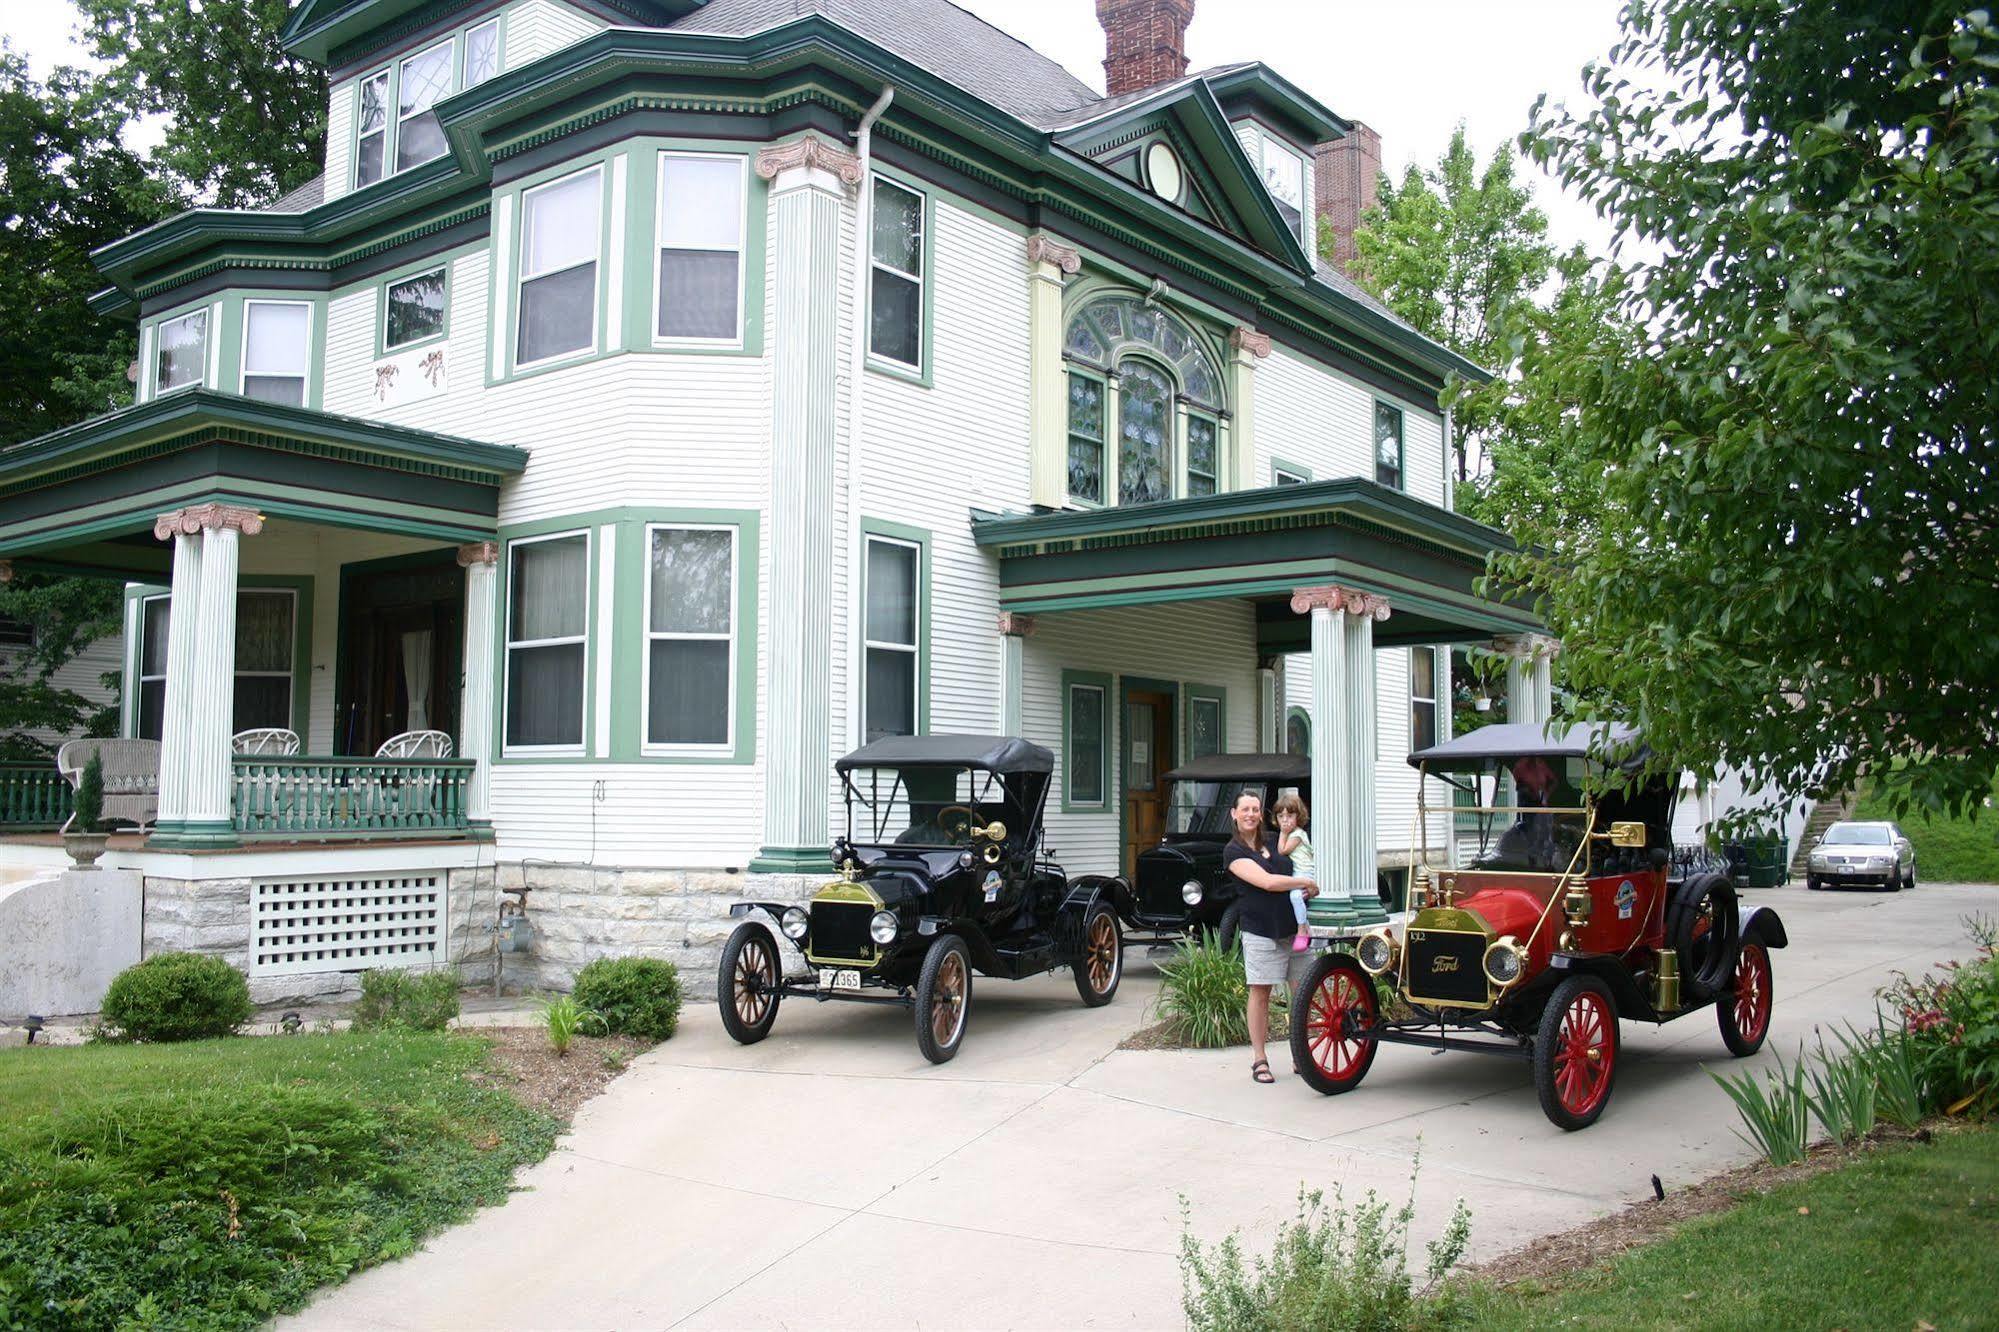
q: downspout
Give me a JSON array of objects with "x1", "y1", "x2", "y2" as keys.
[{"x1": 844, "y1": 85, "x2": 895, "y2": 754}]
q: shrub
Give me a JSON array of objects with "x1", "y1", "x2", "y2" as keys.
[
  {"x1": 1157, "y1": 934, "x2": 1285, "y2": 1047},
  {"x1": 351, "y1": 968, "x2": 462, "y2": 1032},
  {"x1": 99, "y1": 953, "x2": 253, "y2": 1043},
  {"x1": 571, "y1": 956, "x2": 684, "y2": 1041},
  {"x1": 1181, "y1": 1175, "x2": 1472, "y2": 1332},
  {"x1": 1881, "y1": 914, "x2": 1999, "y2": 1118},
  {"x1": 72, "y1": 752, "x2": 104, "y2": 831}
]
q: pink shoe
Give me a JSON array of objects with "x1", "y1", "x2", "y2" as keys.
[{"x1": 1292, "y1": 931, "x2": 1310, "y2": 952}]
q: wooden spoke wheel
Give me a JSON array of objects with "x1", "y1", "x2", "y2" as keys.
[
  {"x1": 718, "y1": 924, "x2": 782, "y2": 1045},
  {"x1": 915, "y1": 934, "x2": 972, "y2": 1064},
  {"x1": 1717, "y1": 940, "x2": 1774, "y2": 1056},
  {"x1": 1291, "y1": 952, "x2": 1380, "y2": 1096},
  {"x1": 1074, "y1": 901, "x2": 1123, "y2": 1007},
  {"x1": 1534, "y1": 975, "x2": 1619, "y2": 1130}
]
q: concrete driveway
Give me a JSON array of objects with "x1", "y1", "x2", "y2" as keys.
[{"x1": 285, "y1": 881, "x2": 1998, "y2": 1331}]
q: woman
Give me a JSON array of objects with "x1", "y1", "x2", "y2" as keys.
[{"x1": 1221, "y1": 788, "x2": 1318, "y2": 1083}]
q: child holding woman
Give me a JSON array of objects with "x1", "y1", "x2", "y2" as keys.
[{"x1": 1274, "y1": 793, "x2": 1314, "y2": 951}]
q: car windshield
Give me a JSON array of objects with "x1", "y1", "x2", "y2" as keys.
[
  {"x1": 1436, "y1": 756, "x2": 1592, "y2": 874},
  {"x1": 843, "y1": 764, "x2": 1009, "y2": 848},
  {"x1": 1824, "y1": 823, "x2": 1892, "y2": 846},
  {"x1": 1168, "y1": 780, "x2": 1292, "y2": 835}
]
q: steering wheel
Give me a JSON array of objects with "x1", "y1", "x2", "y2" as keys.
[{"x1": 937, "y1": 805, "x2": 983, "y2": 844}]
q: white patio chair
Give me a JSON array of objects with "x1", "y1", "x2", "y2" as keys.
[
  {"x1": 376, "y1": 730, "x2": 454, "y2": 760},
  {"x1": 374, "y1": 730, "x2": 456, "y2": 826},
  {"x1": 231, "y1": 728, "x2": 301, "y2": 756},
  {"x1": 55, "y1": 738, "x2": 160, "y2": 833}
]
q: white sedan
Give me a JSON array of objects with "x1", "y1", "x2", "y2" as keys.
[{"x1": 1806, "y1": 820, "x2": 1916, "y2": 891}]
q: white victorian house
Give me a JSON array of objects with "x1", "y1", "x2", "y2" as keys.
[{"x1": 0, "y1": 0, "x2": 1549, "y2": 999}]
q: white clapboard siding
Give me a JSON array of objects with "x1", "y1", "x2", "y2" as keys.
[
  {"x1": 1282, "y1": 647, "x2": 1455, "y2": 858},
  {"x1": 487, "y1": 762, "x2": 764, "y2": 865},
  {"x1": 1256, "y1": 346, "x2": 1446, "y2": 505},
  {"x1": 323, "y1": 80, "x2": 355, "y2": 204},
  {"x1": 1, "y1": 635, "x2": 122, "y2": 748},
  {"x1": 506, "y1": 0, "x2": 607, "y2": 67}
]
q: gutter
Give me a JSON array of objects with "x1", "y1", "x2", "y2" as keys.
[{"x1": 844, "y1": 85, "x2": 895, "y2": 755}]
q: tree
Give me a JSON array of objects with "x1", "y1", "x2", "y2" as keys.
[
  {"x1": 75, "y1": 0, "x2": 325, "y2": 206},
  {"x1": 1340, "y1": 124, "x2": 1556, "y2": 483},
  {"x1": 1515, "y1": 0, "x2": 1999, "y2": 819}
]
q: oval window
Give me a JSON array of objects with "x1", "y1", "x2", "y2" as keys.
[{"x1": 1146, "y1": 142, "x2": 1183, "y2": 203}]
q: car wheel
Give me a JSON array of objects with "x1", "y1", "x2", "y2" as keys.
[
  {"x1": 718, "y1": 923, "x2": 782, "y2": 1045},
  {"x1": 1717, "y1": 940, "x2": 1774, "y2": 1057},
  {"x1": 1905, "y1": 869, "x2": 1917, "y2": 890},
  {"x1": 1212, "y1": 901, "x2": 1244, "y2": 956},
  {"x1": 1666, "y1": 871, "x2": 1741, "y2": 1004},
  {"x1": 1534, "y1": 975, "x2": 1619, "y2": 1131},
  {"x1": 914, "y1": 934, "x2": 972, "y2": 1064},
  {"x1": 1290, "y1": 952, "x2": 1379, "y2": 1096},
  {"x1": 1074, "y1": 901, "x2": 1123, "y2": 1007},
  {"x1": 1806, "y1": 876, "x2": 1821, "y2": 891}
]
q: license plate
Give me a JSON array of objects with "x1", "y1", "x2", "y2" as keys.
[{"x1": 818, "y1": 969, "x2": 861, "y2": 992}]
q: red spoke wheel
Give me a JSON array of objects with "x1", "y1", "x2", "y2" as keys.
[
  {"x1": 1074, "y1": 902, "x2": 1123, "y2": 1007},
  {"x1": 1290, "y1": 952, "x2": 1380, "y2": 1096},
  {"x1": 1534, "y1": 975, "x2": 1619, "y2": 1130},
  {"x1": 1717, "y1": 940, "x2": 1774, "y2": 1056},
  {"x1": 717, "y1": 924, "x2": 782, "y2": 1045}
]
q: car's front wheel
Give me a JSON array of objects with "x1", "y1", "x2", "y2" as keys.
[
  {"x1": 718, "y1": 923, "x2": 782, "y2": 1045},
  {"x1": 1806, "y1": 875, "x2": 1822, "y2": 891},
  {"x1": 1074, "y1": 902, "x2": 1123, "y2": 1007},
  {"x1": 1717, "y1": 940, "x2": 1773, "y2": 1056},
  {"x1": 1291, "y1": 952, "x2": 1379, "y2": 1096},
  {"x1": 915, "y1": 934, "x2": 972, "y2": 1064},
  {"x1": 1534, "y1": 975, "x2": 1619, "y2": 1131}
]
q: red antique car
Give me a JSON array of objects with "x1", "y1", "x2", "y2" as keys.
[{"x1": 1290, "y1": 723, "x2": 1788, "y2": 1129}]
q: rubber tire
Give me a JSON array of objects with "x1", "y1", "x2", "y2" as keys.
[
  {"x1": 1666, "y1": 871, "x2": 1741, "y2": 1003},
  {"x1": 717, "y1": 923, "x2": 782, "y2": 1046},
  {"x1": 1806, "y1": 877, "x2": 1821, "y2": 892},
  {"x1": 1717, "y1": 939, "x2": 1774, "y2": 1057},
  {"x1": 1213, "y1": 901, "x2": 1244, "y2": 956},
  {"x1": 1074, "y1": 901, "x2": 1123, "y2": 1007},
  {"x1": 1534, "y1": 975, "x2": 1620, "y2": 1131},
  {"x1": 1290, "y1": 951, "x2": 1380, "y2": 1096},
  {"x1": 914, "y1": 934, "x2": 973, "y2": 1064},
  {"x1": 1905, "y1": 869, "x2": 1917, "y2": 890}
]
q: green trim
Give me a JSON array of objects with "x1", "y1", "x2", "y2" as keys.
[
  {"x1": 1060, "y1": 669, "x2": 1112, "y2": 813},
  {"x1": 1285, "y1": 705, "x2": 1311, "y2": 758},
  {"x1": 342, "y1": 9, "x2": 510, "y2": 195},
  {"x1": 859, "y1": 518, "x2": 933, "y2": 737},
  {"x1": 1117, "y1": 675, "x2": 1179, "y2": 876},
  {"x1": 148, "y1": 818, "x2": 238, "y2": 850},
  {"x1": 1184, "y1": 683, "x2": 1227, "y2": 762},
  {"x1": 495, "y1": 516, "x2": 601, "y2": 759},
  {"x1": 1271, "y1": 456, "x2": 1314, "y2": 485},
  {"x1": 284, "y1": 0, "x2": 683, "y2": 64},
  {"x1": 748, "y1": 847, "x2": 837, "y2": 875},
  {"x1": 494, "y1": 150, "x2": 619, "y2": 384},
  {"x1": 864, "y1": 170, "x2": 936, "y2": 388},
  {"x1": 372, "y1": 250, "x2": 457, "y2": 359},
  {"x1": 124, "y1": 574, "x2": 315, "y2": 744}
]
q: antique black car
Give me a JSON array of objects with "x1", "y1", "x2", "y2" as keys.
[
  {"x1": 1125, "y1": 752, "x2": 1312, "y2": 950},
  {"x1": 717, "y1": 735, "x2": 1125, "y2": 1063}
]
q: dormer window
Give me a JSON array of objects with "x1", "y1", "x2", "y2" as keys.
[
  {"x1": 350, "y1": 17, "x2": 504, "y2": 190},
  {"x1": 1237, "y1": 121, "x2": 1312, "y2": 245},
  {"x1": 1063, "y1": 294, "x2": 1227, "y2": 508}
]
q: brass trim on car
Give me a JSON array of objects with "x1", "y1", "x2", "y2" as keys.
[
  {"x1": 805, "y1": 880, "x2": 888, "y2": 969},
  {"x1": 1402, "y1": 905, "x2": 1499, "y2": 1010}
]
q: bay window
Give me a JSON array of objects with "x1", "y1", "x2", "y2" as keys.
[
  {"x1": 505, "y1": 533, "x2": 588, "y2": 750},
  {"x1": 644, "y1": 525, "x2": 737, "y2": 748},
  {"x1": 384, "y1": 266, "x2": 448, "y2": 352},
  {"x1": 155, "y1": 309, "x2": 209, "y2": 395},
  {"x1": 241, "y1": 301, "x2": 310, "y2": 406},
  {"x1": 869, "y1": 178, "x2": 925, "y2": 370},
  {"x1": 656, "y1": 153, "x2": 745, "y2": 343},
  {"x1": 1062, "y1": 293, "x2": 1227, "y2": 508},
  {"x1": 516, "y1": 167, "x2": 602, "y2": 367},
  {"x1": 863, "y1": 534, "x2": 920, "y2": 742}
]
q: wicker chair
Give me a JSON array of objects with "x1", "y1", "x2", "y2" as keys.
[
  {"x1": 55, "y1": 738, "x2": 160, "y2": 833},
  {"x1": 376, "y1": 730, "x2": 454, "y2": 760}
]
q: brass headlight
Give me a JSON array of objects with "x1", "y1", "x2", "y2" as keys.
[
  {"x1": 1483, "y1": 935, "x2": 1525, "y2": 986},
  {"x1": 1356, "y1": 929, "x2": 1396, "y2": 975}
]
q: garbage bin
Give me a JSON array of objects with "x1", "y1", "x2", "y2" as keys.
[{"x1": 1741, "y1": 835, "x2": 1789, "y2": 888}]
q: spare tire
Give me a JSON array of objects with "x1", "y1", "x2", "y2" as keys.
[{"x1": 1666, "y1": 871, "x2": 1741, "y2": 1004}]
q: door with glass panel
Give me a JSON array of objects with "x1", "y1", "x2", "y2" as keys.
[
  {"x1": 336, "y1": 554, "x2": 464, "y2": 756},
  {"x1": 1122, "y1": 686, "x2": 1176, "y2": 878}
]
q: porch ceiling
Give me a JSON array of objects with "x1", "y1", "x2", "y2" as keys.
[
  {"x1": 0, "y1": 391, "x2": 526, "y2": 579},
  {"x1": 969, "y1": 477, "x2": 1541, "y2": 649}
]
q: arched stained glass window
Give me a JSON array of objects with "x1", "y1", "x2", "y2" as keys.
[
  {"x1": 1117, "y1": 360, "x2": 1173, "y2": 505},
  {"x1": 1064, "y1": 294, "x2": 1223, "y2": 410},
  {"x1": 1062, "y1": 293, "x2": 1227, "y2": 507}
]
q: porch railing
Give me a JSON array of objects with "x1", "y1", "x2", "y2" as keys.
[
  {"x1": 0, "y1": 760, "x2": 72, "y2": 830},
  {"x1": 231, "y1": 756, "x2": 475, "y2": 839}
]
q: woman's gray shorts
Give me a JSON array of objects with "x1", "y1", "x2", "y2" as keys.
[{"x1": 1241, "y1": 931, "x2": 1310, "y2": 988}]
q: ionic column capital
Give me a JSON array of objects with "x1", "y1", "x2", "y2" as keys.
[
  {"x1": 456, "y1": 540, "x2": 500, "y2": 569},
  {"x1": 1026, "y1": 233, "x2": 1083, "y2": 276},
  {"x1": 1289, "y1": 584, "x2": 1391, "y2": 620},
  {"x1": 1230, "y1": 325, "x2": 1273, "y2": 360},
  {"x1": 153, "y1": 504, "x2": 264, "y2": 540},
  {"x1": 996, "y1": 611, "x2": 1037, "y2": 638},
  {"x1": 754, "y1": 135, "x2": 864, "y2": 187},
  {"x1": 1493, "y1": 632, "x2": 1561, "y2": 660}
]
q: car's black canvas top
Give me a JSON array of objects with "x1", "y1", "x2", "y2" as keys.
[
  {"x1": 1161, "y1": 753, "x2": 1312, "y2": 784},
  {"x1": 836, "y1": 734, "x2": 1055, "y2": 775},
  {"x1": 1408, "y1": 722, "x2": 1647, "y2": 772}
]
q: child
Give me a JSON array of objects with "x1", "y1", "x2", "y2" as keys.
[{"x1": 1274, "y1": 793, "x2": 1314, "y2": 951}]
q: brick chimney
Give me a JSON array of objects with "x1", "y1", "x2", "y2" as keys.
[
  {"x1": 1313, "y1": 121, "x2": 1381, "y2": 274},
  {"x1": 1097, "y1": 0, "x2": 1196, "y2": 98}
]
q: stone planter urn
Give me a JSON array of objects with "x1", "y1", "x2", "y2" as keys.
[{"x1": 63, "y1": 830, "x2": 111, "y2": 869}]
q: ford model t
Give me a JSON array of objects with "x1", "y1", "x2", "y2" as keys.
[
  {"x1": 1126, "y1": 753, "x2": 1312, "y2": 950},
  {"x1": 1290, "y1": 723, "x2": 1789, "y2": 1130},
  {"x1": 717, "y1": 735, "x2": 1125, "y2": 1063}
]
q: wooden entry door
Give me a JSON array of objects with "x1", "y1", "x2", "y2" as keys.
[{"x1": 1123, "y1": 687, "x2": 1176, "y2": 877}]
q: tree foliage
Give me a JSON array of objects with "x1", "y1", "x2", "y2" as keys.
[
  {"x1": 1516, "y1": 0, "x2": 1999, "y2": 818},
  {"x1": 1343, "y1": 124, "x2": 1556, "y2": 482}
]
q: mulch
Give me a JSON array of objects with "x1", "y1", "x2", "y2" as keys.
[
  {"x1": 1117, "y1": 1010, "x2": 1290, "y2": 1051},
  {"x1": 1467, "y1": 1123, "x2": 1942, "y2": 1287},
  {"x1": 465, "y1": 1028, "x2": 655, "y2": 1124}
]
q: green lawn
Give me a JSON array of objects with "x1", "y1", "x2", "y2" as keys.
[
  {"x1": 1851, "y1": 773, "x2": 1999, "y2": 883},
  {"x1": 0, "y1": 1032, "x2": 558, "y2": 1331},
  {"x1": 1471, "y1": 1124, "x2": 1999, "y2": 1330}
]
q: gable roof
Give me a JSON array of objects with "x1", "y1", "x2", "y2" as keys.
[{"x1": 283, "y1": 0, "x2": 703, "y2": 62}]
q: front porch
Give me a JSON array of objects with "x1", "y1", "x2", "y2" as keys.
[{"x1": 0, "y1": 391, "x2": 527, "y2": 850}]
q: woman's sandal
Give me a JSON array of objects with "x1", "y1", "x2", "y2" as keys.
[{"x1": 1250, "y1": 1058, "x2": 1276, "y2": 1084}]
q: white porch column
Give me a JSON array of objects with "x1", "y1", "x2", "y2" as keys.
[
  {"x1": 1531, "y1": 638, "x2": 1558, "y2": 725},
  {"x1": 753, "y1": 134, "x2": 859, "y2": 874},
  {"x1": 1496, "y1": 633, "x2": 1558, "y2": 729},
  {"x1": 1257, "y1": 657, "x2": 1279, "y2": 752},
  {"x1": 1026, "y1": 235, "x2": 1081, "y2": 508},
  {"x1": 152, "y1": 526, "x2": 205, "y2": 832},
  {"x1": 457, "y1": 541, "x2": 500, "y2": 831},
  {"x1": 997, "y1": 612, "x2": 1035, "y2": 736},
  {"x1": 1292, "y1": 585, "x2": 1391, "y2": 927}
]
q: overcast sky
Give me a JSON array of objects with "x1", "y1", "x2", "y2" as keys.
[{"x1": 4, "y1": 0, "x2": 1629, "y2": 256}]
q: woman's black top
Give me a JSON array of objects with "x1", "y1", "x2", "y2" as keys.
[{"x1": 1221, "y1": 834, "x2": 1297, "y2": 940}]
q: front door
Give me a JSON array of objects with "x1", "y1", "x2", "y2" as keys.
[
  {"x1": 337, "y1": 554, "x2": 465, "y2": 756},
  {"x1": 1123, "y1": 687, "x2": 1176, "y2": 878}
]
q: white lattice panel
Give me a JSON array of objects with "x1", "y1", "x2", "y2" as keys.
[{"x1": 251, "y1": 874, "x2": 444, "y2": 977}]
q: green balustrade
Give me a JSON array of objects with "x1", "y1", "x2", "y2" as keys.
[
  {"x1": 0, "y1": 760, "x2": 72, "y2": 830},
  {"x1": 231, "y1": 756, "x2": 475, "y2": 839}
]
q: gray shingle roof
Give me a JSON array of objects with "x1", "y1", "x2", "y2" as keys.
[
  {"x1": 263, "y1": 173, "x2": 327, "y2": 213},
  {"x1": 1313, "y1": 259, "x2": 1422, "y2": 339}
]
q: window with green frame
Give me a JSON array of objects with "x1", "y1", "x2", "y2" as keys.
[
  {"x1": 134, "y1": 589, "x2": 299, "y2": 739},
  {"x1": 352, "y1": 15, "x2": 502, "y2": 190},
  {"x1": 869, "y1": 178, "x2": 925, "y2": 371},
  {"x1": 1063, "y1": 672, "x2": 1111, "y2": 808},
  {"x1": 1375, "y1": 400, "x2": 1405, "y2": 489},
  {"x1": 1067, "y1": 369, "x2": 1106, "y2": 504},
  {"x1": 1186, "y1": 688, "x2": 1225, "y2": 760},
  {"x1": 1062, "y1": 291, "x2": 1227, "y2": 507},
  {"x1": 383, "y1": 265, "x2": 449, "y2": 352},
  {"x1": 504, "y1": 531, "x2": 589, "y2": 752},
  {"x1": 862, "y1": 533, "x2": 922, "y2": 742}
]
